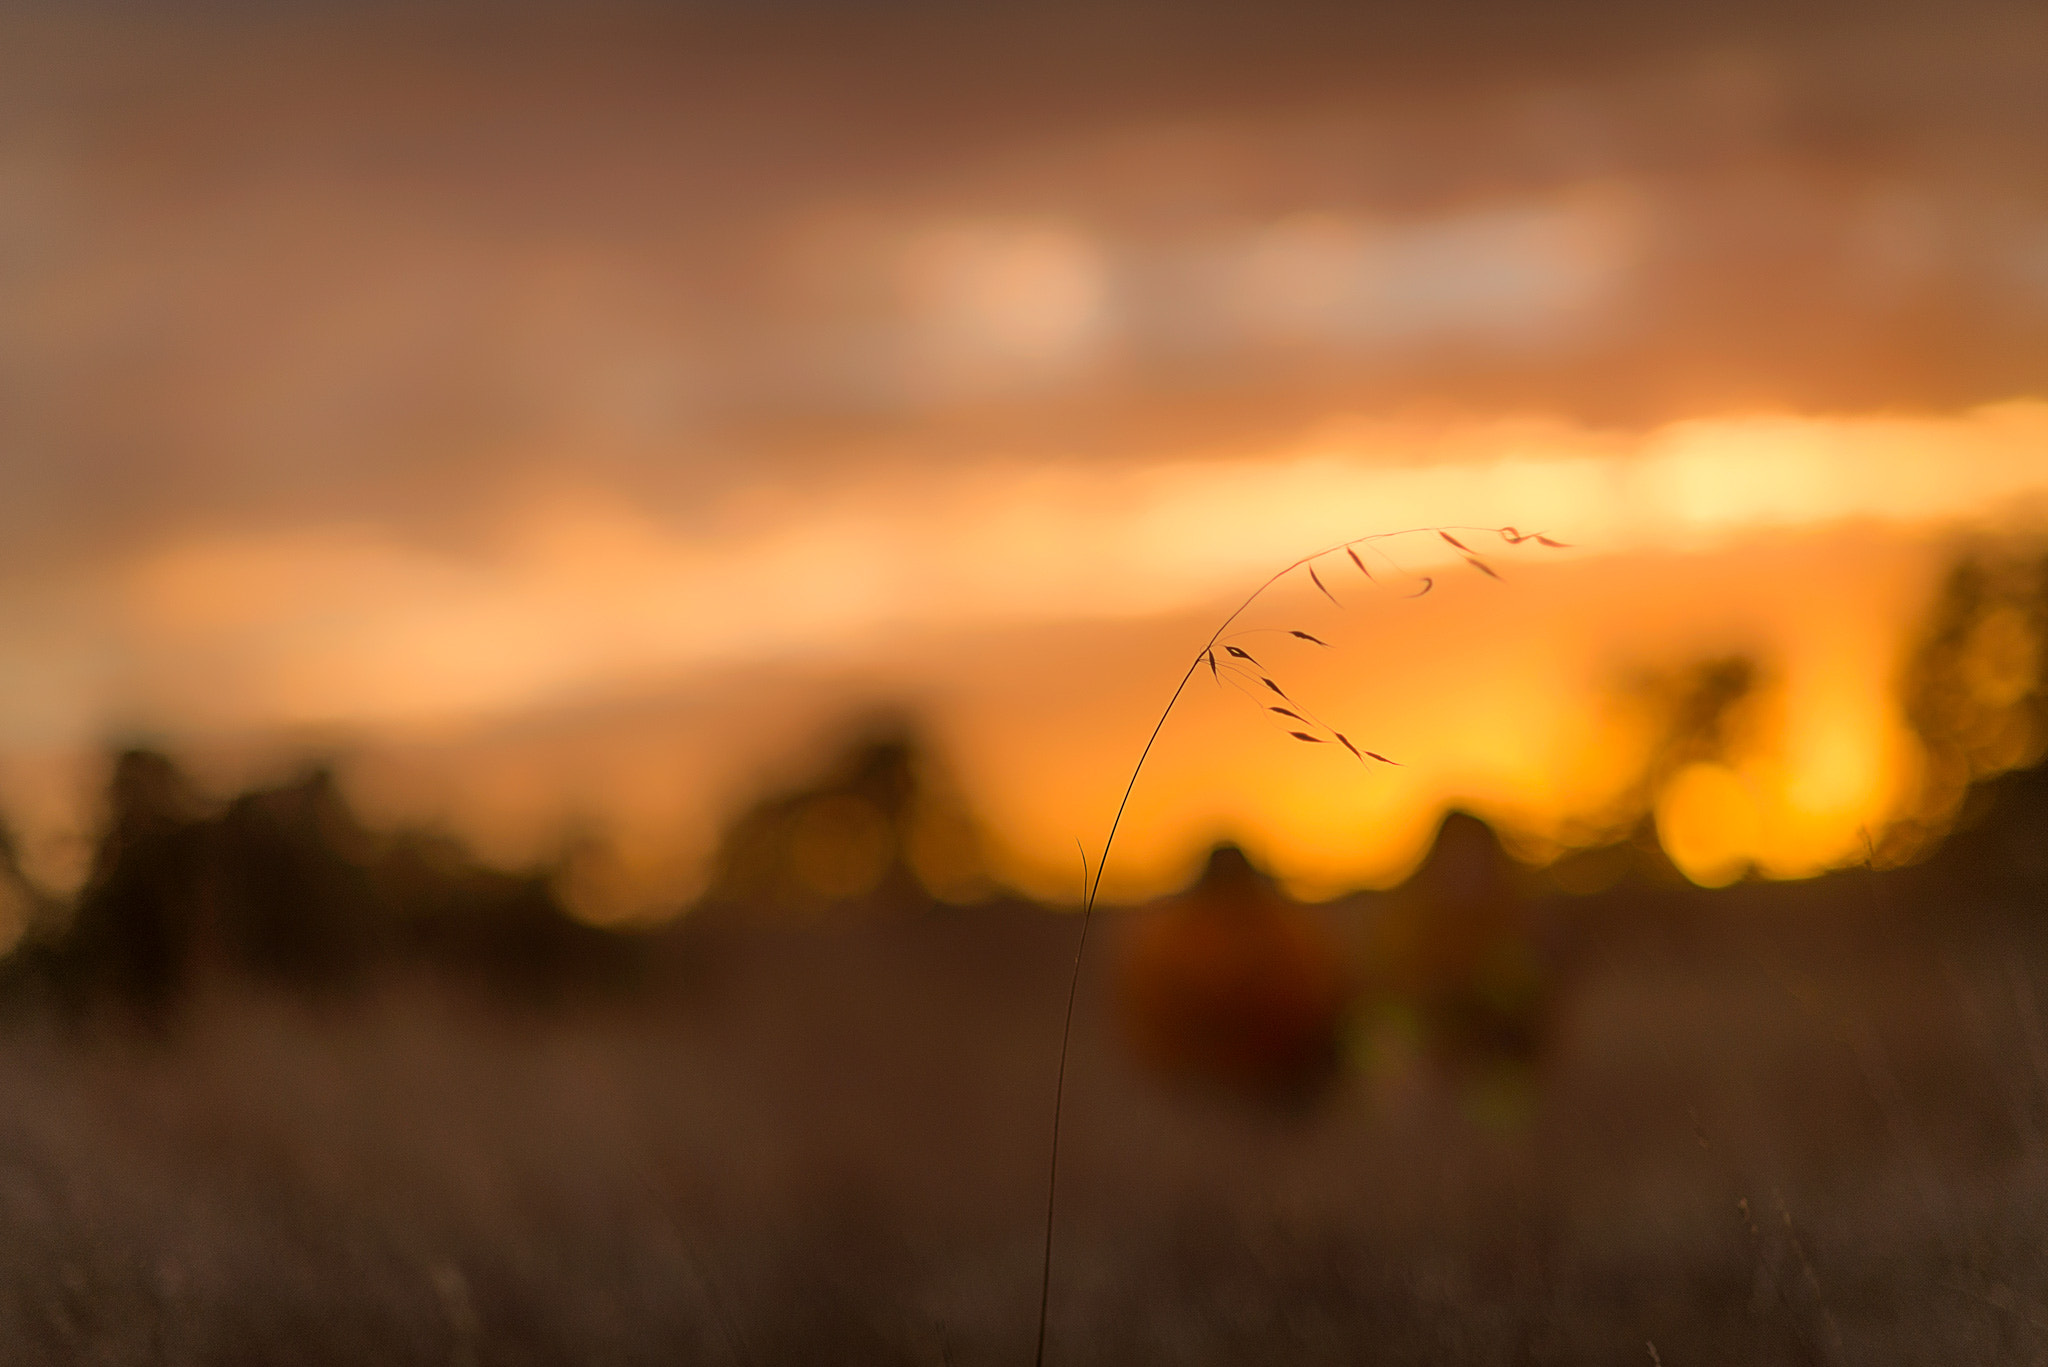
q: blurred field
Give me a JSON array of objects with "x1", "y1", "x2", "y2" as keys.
[
  {"x1": 1, "y1": 748, "x2": 2046, "y2": 1365},
  {"x1": 3, "y1": 4, "x2": 2047, "y2": 1359}
]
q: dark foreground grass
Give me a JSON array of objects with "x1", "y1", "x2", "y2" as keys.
[{"x1": 3, "y1": 853, "x2": 2047, "y2": 1366}]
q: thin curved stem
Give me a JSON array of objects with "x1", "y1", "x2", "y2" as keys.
[
  {"x1": 1031, "y1": 522, "x2": 1509, "y2": 1365},
  {"x1": 1032, "y1": 652, "x2": 1203, "y2": 1367}
]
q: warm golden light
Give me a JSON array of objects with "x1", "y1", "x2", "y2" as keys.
[
  {"x1": 5, "y1": 2, "x2": 2047, "y2": 912},
  {"x1": 2, "y1": 405, "x2": 2041, "y2": 907},
  {"x1": 5, "y1": 10, "x2": 2048, "y2": 1356},
  {"x1": 1656, "y1": 763, "x2": 1760, "y2": 888}
]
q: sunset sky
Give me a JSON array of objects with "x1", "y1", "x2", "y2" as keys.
[{"x1": 2, "y1": 0, "x2": 2046, "y2": 917}]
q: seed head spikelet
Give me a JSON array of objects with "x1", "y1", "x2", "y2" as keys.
[
  {"x1": 1309, "y1": 564, "x2": 1341, "y2": 605},
  {"x1": 1031, "y1": 522, "x2": 1559, "y2": 1366}
]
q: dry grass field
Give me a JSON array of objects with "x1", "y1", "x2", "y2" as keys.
[{"x1": 1, "y1": 760, "x2": 2045, "y2": 1365}]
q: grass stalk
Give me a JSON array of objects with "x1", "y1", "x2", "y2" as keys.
[{"x1": 1031, "y1": 522, "x2": 1556, "y2": 1365}]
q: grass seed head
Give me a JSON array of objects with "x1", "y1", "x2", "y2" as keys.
[{"x1": 1309, "y1": 564, "x2": 1341, "y2": 604}]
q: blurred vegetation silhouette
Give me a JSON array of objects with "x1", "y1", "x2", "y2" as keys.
[
  {"x1": 1362, "y1": 811, "x2": 1552, "y2": 1078},
  {"x1": 49, "y1": 749, "x2": 213, "y2": 1025},
  {"x1": 0, "y1": 718, "x2": 1005, "y2": 1029},
  {"x1": 697, "y1": 718, "x2": 995, "y2": 918},
  {"x1": 1116, "y1": 843, "x2": 1352, "y2": 1102},
  {"x1": 8, "y1": 749, "x2": 644, "y2": 1027},
  {"x1": 0, "y1": 543, "x2": 2042, "y2": 1056},
  {"x1": 1895, "y1": 546, "x2": 2048, "y2": 860},
  {"x1": 0, "y1": 548, "x2": 2040, "y2": 1362}
]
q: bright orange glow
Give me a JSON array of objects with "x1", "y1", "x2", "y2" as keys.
[
  {"x1": 957, "y1": 522, "x2": 1950, "y2": 899},
  {"x1": 76, "y1": 403, "x2": 2048, "y2": 727},
  {"x1": 2, "y1": 404, "x2": 2040, "y2": 908},
  {"x1": 1656, "y1": 763, "x2": 1761, "y2": 888},
  {"x1": 6, "y1": 3, "x2": 2048, "y2": 915}
]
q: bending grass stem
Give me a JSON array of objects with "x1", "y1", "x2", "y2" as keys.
[{"x1": 1030, "y1": 523, "x2": 1532, "y2": 1365}]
